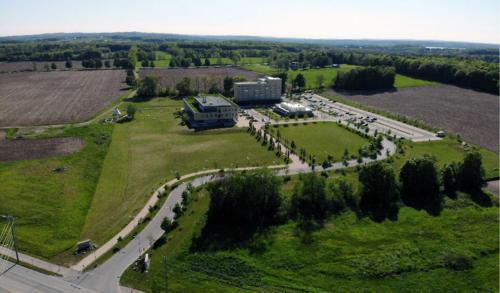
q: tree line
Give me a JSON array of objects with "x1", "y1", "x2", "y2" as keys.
[{"x1": 189, "y1": 150, "x2": 487, "y2": 249}]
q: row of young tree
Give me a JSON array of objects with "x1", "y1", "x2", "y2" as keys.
[
  {"x1": 190, "y1": 150, "x2": 487, "y2": 248},
  {"x1": 132, "y1": 75, "x2": 240, "y2": 99}
]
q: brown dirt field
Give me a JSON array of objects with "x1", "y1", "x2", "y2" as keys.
[
  {"x1": 140, "y1": 67, "x2": 262, "y2": 93},
  {"x1": 0, "y1": 137, "x2": 84, "y2": 161},
  {"x1": 0, "y1": 61, "x2": 84, "y2": 73},
  {"x1": 0, "y1": 70, "x2": 127, "y2": 127},
  {"x1": 329, "y1": 84, "x2": 499, "y2": 152}
]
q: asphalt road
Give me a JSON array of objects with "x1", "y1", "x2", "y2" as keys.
[
  {"x1": 0, "y1": 97, "x2": 409, "y2": 292},
  {"x1": 0, "y1": 260, "x2": 96, "y2": 293}
]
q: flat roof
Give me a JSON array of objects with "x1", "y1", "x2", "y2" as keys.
[{"x1": 195, "y1": 95, "x2": 232, "y2": 107}]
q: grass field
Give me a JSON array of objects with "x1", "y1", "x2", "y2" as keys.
[
  {"x1": 121, "y1": 181, "x2": 499, "y2": 292},
  {"x1": 287, "y1": 66, "x2": 358, "y2": 89},
  {"x1": 121, "y1": 117, "x2": 499, "y2": 292},
  {"x1": 208, "y1": 57, "x2": 266, "y2": 65},
  {"x1": 276, "y1": 122, "x2": 370, "y2": 162},
  {"x1": 392, "y1": 138, "x2": 499, "y2": 180},
  {"x1": 242, "y1": 64, "x2": 434, "y2": 89},
  {"x1": 394, "y1": 74, "x2": 435, "y2": 88},
  {"x1": 153, "y1": 51, "x2": 172, "y2": 68},
  {"x1": 80, "y1": 98, "x2": 282, "y2": 250},
  {"x1": 241, "y1": 64, "x2": 277, "y2": 75},
  {"x1": 0, "y1": 124, "x2": 113, "y2": 260}
]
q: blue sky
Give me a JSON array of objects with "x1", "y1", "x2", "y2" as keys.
[{"x1": 0, "y1": 0, "x2": 498, "y2": 43}]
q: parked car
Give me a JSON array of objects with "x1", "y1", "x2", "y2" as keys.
[{"x1": 436, "y1": 131, "x2": 446, "y2": 137}]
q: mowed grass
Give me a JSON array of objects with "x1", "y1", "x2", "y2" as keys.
[
  {"x1": 277, "y1": 122, "x2": 370, "y2": 162},
  {"x1": 0, "y1": 124, "x2": 113, "y2": 260},
  {"x1": 80, "y1": 98, "x2": 281, "y2": 247},
  {"x1": 392, "y1": 138, "x2": 499, "y2": 180},
  {"x1": 394, "y1": 74, "x2": 435, "y2": 88},
  {"x1": 121, "y1": 184, "x2": 499, "y2": 292}
]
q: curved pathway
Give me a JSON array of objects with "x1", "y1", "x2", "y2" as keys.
[{"x1": 0, "y1": 103, "x2": 398, "y2": 293}]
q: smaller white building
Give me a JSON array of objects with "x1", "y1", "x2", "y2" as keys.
[{"x1": 274, "y1": 102, "x2": 313, "y2": 117}]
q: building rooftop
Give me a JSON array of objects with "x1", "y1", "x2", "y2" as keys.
[
  {"x1": 235, "y1": 76, "x2": 281, "y2": 85},
  {"x1": 194, "y1": 95, "x2": 232, "y2": 107}
]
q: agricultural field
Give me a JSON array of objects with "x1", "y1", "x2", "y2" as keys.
[
  {"x1": 79, "y1": 98, "x2": 282, "y2": 258},
  {"x1": 121, "y1": 177, "x2": 499, "y2": 292},
  {"x1": 0, "y1": 137, "x2": 84, "y2": 162},
  {"x1": 0, "y1": 61, "x2": 83, "y2": 73},
  {"x1": 276, "y1": 122, "x2": 370, "y2": 162},
  {"x1": 328, "y1": 84, "x2": 499, "y2": 152},
  {"x1": 139, "y1": 67, "x2": 262, "y2": 92},
  {"x1": 0, "y1": 70, "x2": 127, "y2": 127},
  {"x1": 0, "y1": 97, "x2": 281, "y2": 263}
]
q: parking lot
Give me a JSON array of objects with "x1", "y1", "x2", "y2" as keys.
[{"x1": 297, "y1": 93, "x2": 441, "y2": 142}]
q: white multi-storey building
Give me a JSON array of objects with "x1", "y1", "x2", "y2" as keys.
[{"x1": 234, "y1": 76, "x2": 282, "y2": 103}]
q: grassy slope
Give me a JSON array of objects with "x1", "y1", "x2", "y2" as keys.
[
  {"x1": 121, "y1": 186, "x2": 499, "y2": 293},
  {"x1": 277, "y1": 122, "x2": 370, "y2": 162},
  {"x1": 121, "y1": 131, "x2": 499, "y2": 293},
  {"x1": 0, "y1": 124, "x2": 113, "y2": 260},
  {"x1": 80, "y1": 98, "x2": 281, "y2": 247}
]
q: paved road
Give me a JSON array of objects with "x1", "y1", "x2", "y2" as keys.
[
  {"x1": 0, "y1": 260, "x2": 96, "y2": 293},
  {"x1": 486, "y1": 180, "x2": 499, "y2": 195},
  {"x1": 73, "y1": 175, "x2": 215, "y2": 292},
  {"x1": 0, "y1": 96, "x2": 408, "y2": 292}
]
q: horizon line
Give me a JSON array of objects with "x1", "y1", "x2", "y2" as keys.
[{"x1": 0, "y1": 31, "x2": 498, "y2": 46}]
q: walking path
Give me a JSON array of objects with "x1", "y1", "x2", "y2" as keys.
[{"x1": 0, "y1": 97, "x2": 402, "y2": 292}]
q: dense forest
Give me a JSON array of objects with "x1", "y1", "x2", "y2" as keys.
[{"x1": 0, "y1": 37, "x2": 497, "y2": 94}]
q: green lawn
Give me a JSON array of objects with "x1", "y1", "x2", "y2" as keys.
[
  {"x1": 394, "y1": 74, "x2": 435, "y2": 88},
  {"x1": 392, "y1": 138, "x2": 499, "y2": 180},
  {"x1": 0, "y1": 124, "x2": 113, "y2": 260},
  {"x1": 241, "y1": 64, "x2": 277, "y2": 75},
  {"x1": 80, "y1": 98, "x2": 282, "y2": 249},
  {"x1": 287, "y1": 66, "x2": 358, "y2": 89},
  {"x1": 120, "y1": 121, "x2": 499, "y2": 293},
  {"x1": 121, "y1": 182, "x2": 499, "y2": 292},
  {"x1": 153, "y1": 51, "x2": 172, "y2": 68},
  {"x1": 208, "y1": 57, "x2": 266, "y2": 65},
  {"x1": 276, "y1": 122, "x2": 370, "y2": 162}
]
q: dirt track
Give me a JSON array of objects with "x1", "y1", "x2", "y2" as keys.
[
  {"x1": 330, "y1": 85, "x2": 499, "y2": 152},
  {"x1": 0, "y1": 137, "x2": 84, "y2": 161},
  {"x1": 0, "y1": 70, "x2": 126, "y2": 127}
]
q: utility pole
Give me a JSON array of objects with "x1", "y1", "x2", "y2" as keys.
[{"x1": 163, "y1": 256, "x2": 168, "y2": 292}]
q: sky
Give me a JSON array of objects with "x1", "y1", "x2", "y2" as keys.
[{"x1": 0, "y1": 0, "x2": 498, "y2": 44}]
